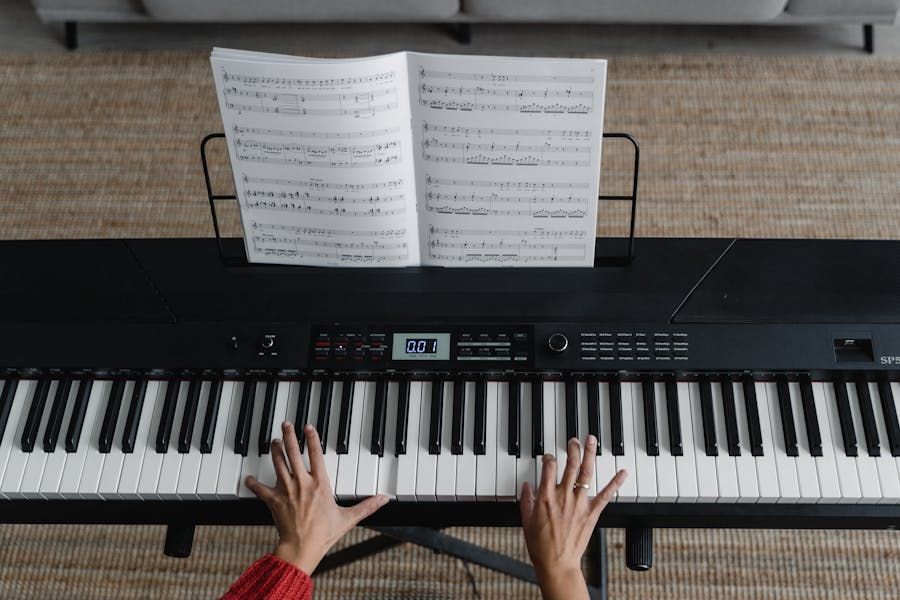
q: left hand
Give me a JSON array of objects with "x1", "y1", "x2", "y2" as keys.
[{"x1": 245, "y1": 422, "x2": 389, "y2": 575}]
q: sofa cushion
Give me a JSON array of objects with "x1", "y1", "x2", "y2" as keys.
[
  {"x1": 786, "y1": 0, "x2": 899, "y2": 18},
  {"x1": 30, "y1": 0, "x2": 146, "y2": 21},
  {"x1": 142, "y1": 0, "x2": 459, "y2": 21},
  {"x1": 462, "y1": 0, "x2": 788, "y2": 22}
]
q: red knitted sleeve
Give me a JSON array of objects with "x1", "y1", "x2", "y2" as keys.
[{"x1": 221, "y1": 554, "x2": 314, "y2": 600}]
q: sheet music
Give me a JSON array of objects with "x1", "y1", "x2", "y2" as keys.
[
  {"x1": 408, "y1": 53, "x2": 606, "y2": 267},
  {"x1": 211, "y1": 49, "x2": 419, "y2": 266}
]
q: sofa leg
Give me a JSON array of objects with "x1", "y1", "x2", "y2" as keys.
[
  {"x1": 65, "y1": 21, "x2": 78, "y2": 50},
  {"x1": 451, "y1": 23, "x2": 471, "y2": 45},
  {"x1": 863, "y1": 24, "x2": 873, "y2": 54}
]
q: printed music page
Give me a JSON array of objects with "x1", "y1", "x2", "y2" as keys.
[
  {"x1": 408, "y1": 52, "x2": 606, "y2": 267},
  {"x1": 210, "y1": 49, "x2": 420, "y2": 266}
]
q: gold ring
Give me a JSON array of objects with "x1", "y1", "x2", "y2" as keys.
[{"x1": 573, "y1": 481, "x2": 590, "y2": 490}]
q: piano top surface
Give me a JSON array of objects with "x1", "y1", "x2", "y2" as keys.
[{"x1": 0, "y1": 236, "x2": 897, "y2": 324}]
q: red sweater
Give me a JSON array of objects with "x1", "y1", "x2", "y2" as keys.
[{"x1": 222, "y1": 554, "x2": 314, "y2": 600}]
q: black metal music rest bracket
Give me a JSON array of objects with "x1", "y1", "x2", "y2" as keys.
[{"x1": 200, "y1": 132, "x2": 640, "y2": 267}]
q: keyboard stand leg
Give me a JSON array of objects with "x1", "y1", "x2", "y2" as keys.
[
  {"x1": 316, "y1": 533, "x2": 405, "y2": 574},
  {"x1": 589, "y1": 527, "x2": 609, "y2": 600},
  {"x1": 163, "y1": 524, "x2": 195, "y2": 558}
]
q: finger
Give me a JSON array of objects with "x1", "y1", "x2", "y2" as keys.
[
  {"x1": 245, "y1": 475, "x2": 276, "y2": 504},
  {"x1": 574, "y1": 435, "x2": 597, "y2": 494},
  {"x1": 280, "y1": 421, "x2": 308, "y2": 481},
  {"x1": 343, "y1": 494, "x2": 390, "y2": 527},
  {"x1": 538, "y1": 454, "x2": 557, "y2": 493},
  {"x1": 520, "y1": 481, "x2": 535, "y2": 523},
  {"x1": 590, "y1": 469, "x2": 627, "y2": 518},
  {"x1": 561, "y1": 437, "x2": 582, "y2": 489},
  {"x1": 304, "y1": 424, "x2": 329, "y2": 484},
  {"x1": 270, "y1": 439, "x2": 293, "y2": 488}
]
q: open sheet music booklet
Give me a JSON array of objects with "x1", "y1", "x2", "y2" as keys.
[{"x1": 211, "y1": 48, "x2": 607, "y2": 267}]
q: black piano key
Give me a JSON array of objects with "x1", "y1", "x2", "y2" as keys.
[
  {"x1": 832, "y1": 377, "x2": 858, "y2": 457},
  {"x1": 877, "y1": 379, "x2": 900, "y2": 457},
  {"x1": 609, "y1": 376, "x2": 624, "y2": 456},
  {"x1": 698, "y1": 375, "x2": 718, "y2": 457},
  {"x1": 233, "y1": 379, "x2": 256, "y2": 457},
  {"x1": 508, "y1": 378, "x2": 520, "y2": 457},
  {"x1": 0, "y1": 376, "x2": 20, "y2": 445},
  {"x1": 293, "y1": 378, "x2": 311, "y2": 453},
  {"x1": 122, "y1": 377, "x2": 148, "y2": 454},
  {"x1": 641, "y1": 375, "x2": 659, "y2": 456},
  {"x1": 177, "y1": 379, "x2": 203, "y2": 454},
  {"x1": 664, "y1": 376, "x2": 682, "y2": 456},
  {"x1": 428, "y1": 377, "x2": 444, "y2": 455},
  {"x1": 532, "y1": 377, "x2": 544, "y2": 457},
  {"x1": 775, "y1": 376, "x2": 799, "y2": 457},
  {"x1": 65, "y1": 378, "x2": 93, "y2": 452},
  {"x1": 799, "y1": 375, "x2": 822, "y2": 457},
  {"x1": 21, "y1": 377, "x2": 51, "y2": 452},
  {"x1": 316, "y1": 378, "x2": 333, "y2": 454},
  {"x1": 854, "y1": 377, "x2": 880, "y2": 457},
  {"x1": 741, "y1": 375, "x2": 763, "y2": 456},
  {"x1": 98, "y1": 377, "x2": 126, "y2": 454},
  {"x1": 565, "y1": 378, "x2": 578, "y2": 442},
  {"x1": 395, "y1": 378, "x2": 410, "y2": 456},
  {"x1": 451, "y1": 379, "x2": 465, "y2": 455},
  {"x1": 199, "y1": 378, "x2": 223, "y2": 454},
  {"x1": 371, "y1": 379, "x2": 388, "y2": 456},
  {"x1": 720, "y1": 376, "x2": 740, "y2": 457},
  {"x1": 43, "y1": 377, "x2": 72, "y2": 452},
  {"x1": 257, "y1": 379, "x2": 278, "y2": 455},
  {"x1": 157, "y1": 377, "x2": 182, "y2": 454},
  {"x1": 336, "y1": 378, "x2": 354, "y2": 455},
  {"x1": 587, "y1": 376, "x2": 600, "y2": 447},
  {"x1": 474, "y1": 378, "x2": 487, "y2": 455}
]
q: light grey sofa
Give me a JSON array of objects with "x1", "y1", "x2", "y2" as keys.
[{"x1": 31, "y1": 0, "x2": 900, "y2": 51}]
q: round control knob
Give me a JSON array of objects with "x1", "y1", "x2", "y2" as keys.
[{"x1": 547, "y1": 333, "x2": 569, "y2": 353}]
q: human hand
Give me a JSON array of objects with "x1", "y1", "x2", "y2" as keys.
[
  {"x1": 520, "y1": 435, "x2": 627, "y2": 600},
  {"x1": 245, "y1": 422, "x2": 389, "y2": 575}
]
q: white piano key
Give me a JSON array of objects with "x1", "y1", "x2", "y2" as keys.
[
  {"x1": 821, "y1": 382, "x2": 861, "y2": 503},
  {"x1": 376, "y1": 381, "x2": 400, "y2": 499},
  {"x1": 576, "y1": 381, "x2": 597, "y2": 497},
  {"x1": 764, "y1": 382, "x2": 800, "y2": 503},
  {"x1": 632, "y1": 382, "x2": 658, "y2": 503},
  {"x1": 730, "y1": 381, "x2": 760, "y2": 503},
  {"x1": 196, "y1": 382, "x2": 235, "y2": 500},
  {"x1": 58, "y1": 380, "x2": 106, "y2": 499},
  {"x1": 18, "y1": 379, "x2": 59, "y2": 499},
  {"x1": 254, "y1": 380, "x2": 291, "y2": 492},
  {"x1": 753, "y1": 382, "x2": 781, "y2": 503},
  {"x1": 355, "y1": 381, "x2": 380, "y2": 499},
  {"x1": 77, "y1": 380, "x2": 113, "y2": 498},
  {"x1": 809, "y1": 382, "x2": 844, "y2": 503},
  {"x1": 38, "y1": 380, "x2": 81, "y2": 497},
  {"x1": 893, "y1": 382, "x2": 900, "y2": 487},
  {"x1": 554, "y1": 381, "x2": 567, "y2": 485},
  {"x1": 236, "y1": 381, "x2": 268, "y2": 499},
  {"x1": 0, "y1": 380, "x2": 31, "y2": 499},
  {"x1": 710, "y1": 381, "x2": 739, "y2": 503},
  {"x1": 456, "y1": 381, "x2": 477, "y2": 502},
  {"x1": 595, "y1": 381, "x2": 617, "y2": 500},
  {"x1": 845, "y1": 381, "x2": 882, "y2": 502},
  {"x1": 515, "y1": 381, "x2": 535, "y2": 500},
  {"x1": 334, "y1": 381, "x2": 366, "y2": 501},
  {"x1": 615, "y1": 382, "x2": 638, "y2": 502},
  {"x1": 300, "y1": 380, "x2": 321, "y2": 472},
  {"x1": 868, "y1": 381, "x2": 900, "y2": 503},
  {"x1": 0, "y1": 380, "x2": 37, "y2": 497},
  {"x1": 535, "y1": 382, "x2": 556, "y2": 490},
  {"x1": 673, "y1": 382, "x2": 698, "y2": 502},
  {"x1": 475, "y1": 380, "x2": 497, "y2": 500},
  {"x1": 495, "y1": 381, "x2": 517, "y2": 500},
  {"x1": 788, "y1": 382, "x2": 820, "y2": 503},
  {"x1": 157, "y1": 380, "x2": 190, "y2": 499},
  {"x1": 413, "y1": 380, "x2": 438, "y2": 504},
  {"x1": 397, "y1": 381, "x2": 423, "y2": 501},
  {"x1": 97, "y1": 380, "x2": 137, "y2": 499},
  {"x1": 215, "y1": 381, "x2": 248, "y2": 498},
  {"x1": 654, "y1": 382, "x2": 678, "y2": 503},
  {"x1": 322, "y1": 381, "x2": 344, "y2": 495},
  {"x1": 688, "y1": 381, "x2": 718, "y2": 503},
  {"x1": 435, "y1": 381, "x2": 458, "y2": 501}
]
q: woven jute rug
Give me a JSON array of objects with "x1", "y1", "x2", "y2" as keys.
[{"x1": 1, "y1": 51, "x2": 899, "y2": 599}]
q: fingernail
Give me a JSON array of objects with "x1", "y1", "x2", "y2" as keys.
[
  {"x1": 587, "y1": 434, "x2": 597, "y2": 446},
  {"x1": 380, "y1": 495, "x2": 390, "y2": 506},
  {"x1": 569, "y1": 437, "x2": 579, "y2": 445},
  {"x1": 282, "y1": 421, "x2": 291, "y2": 430},
  {"x1": 305, "y1": 424, "x2": 314, "y2": 434}
]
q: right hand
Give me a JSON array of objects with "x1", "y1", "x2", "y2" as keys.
[{"x1": 520, "y1": 435, "x2": 627, "y2": 599}]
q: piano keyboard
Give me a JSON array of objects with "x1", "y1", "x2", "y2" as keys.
[{"x1": 1, "y1": 372, "x2": 898, "y2": 504}]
